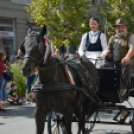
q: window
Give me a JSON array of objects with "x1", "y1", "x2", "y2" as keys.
[
  {"x1": 0, "y1": 26, "x2": 13, "y2": 32},
  {"x1": 0, "y1": 19, "x2": 14, "y2": 54},
  {"x1": 92, "y1": 0, "x2": 97, "y2": 5}
]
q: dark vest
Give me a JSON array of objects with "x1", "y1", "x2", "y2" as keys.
[
  {"x1": 108, "y1": 32, "x2": 134, "y2": 60},
  {"x1": 86, "y1": 32, "x2": 102, "y2": 51}
]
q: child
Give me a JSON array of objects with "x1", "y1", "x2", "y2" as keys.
[{"x1": 7, "y1": 83, "x2": 23, "y2": 105}]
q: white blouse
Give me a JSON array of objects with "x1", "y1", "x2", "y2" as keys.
[{"x1": 78, "y1": 31, "x2": 108, "y2": 68}]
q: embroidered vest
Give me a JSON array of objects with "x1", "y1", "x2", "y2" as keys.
[
  {"x1": 86, "y1": 32, "x2": 102, "y2": 51},
  {"x1": 108, "y1": 32, "x2": 133, "y2": 59}
]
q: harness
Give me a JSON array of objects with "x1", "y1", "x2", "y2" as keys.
[{"x1": 32, "y1": 57, "x2": 112, "y2": 113}]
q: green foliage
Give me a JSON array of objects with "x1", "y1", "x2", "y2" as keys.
[
  {"x1": 11, "y1": 64, "x2": 26, "y2": 96},
  {"x1": 100, "y1": 0, "x2": 134, "y2": 37},
  {"x1": 27, "y1": 0, "x2": 92, "y2": 48}
]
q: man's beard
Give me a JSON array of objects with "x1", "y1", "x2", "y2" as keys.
[{"x1": 118, "y1": 31, "x2": 126, "y2": 37}]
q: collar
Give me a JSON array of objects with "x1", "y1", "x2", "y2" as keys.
[
  {"x1": 115, "y1": 32, "x2": 127, "y2": 38},
  {"x1": 90, "y1": 31, "x2": 100, "y2": 36}
]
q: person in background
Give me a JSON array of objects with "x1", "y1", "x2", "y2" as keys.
[
  {"x1": 0, "y1": 51, "x2": 7, "y2": 111},
  {"x1": 18, "y1": 57, "x2": 36, "y2": 103},
  {"x1": 55, "y1": 49, "x2": 63, "y2": 59},
  {"x1": 0, "y1": 54, "x2": 10, "y2": 104},
  {"x1": 7, "y1": 83, "x2": 22, "y2": 105},
  {"x1": 78, "y1": 17, "x2": 108, "y2": 68},
  {"x1": 5, "y1": 47, "x2": 10, "y2": 62},
  {"x1": 26, "y1": 70, "x2": 36, "y2": 103}
]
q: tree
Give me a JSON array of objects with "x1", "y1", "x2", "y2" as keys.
[
  {"x1": 100, "y1": 0, "x2": 134, "y2": 37},
  {"x1": 27, "y1": 0, "x2": 92, "y2": 49}
]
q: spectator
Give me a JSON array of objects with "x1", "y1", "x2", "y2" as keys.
[
  {"x1": 7, "y1": 83, "x2": 23, "y2": 105},
  {"x1": 0, "y1": 51, "x2": 7, "y2": 111},
  {"x1": 26, "y1": 71, "x2": 36, "y2": 104},
  {"x1": 55, "y1": 49, "x2": 63, "y2": 59},
  {"x1": 18, "y1": 58, "x2": 36, "y2": 103},
  {"x1": 0, "y1": 55, "x2": 10, "y2": 104},
  {"x1": 5, "y1": 47, "x2": 10, "y2": 62}
]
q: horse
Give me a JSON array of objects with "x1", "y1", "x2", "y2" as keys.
[{"x1": 21, "y1": 25, "x2": 98, "y2": 134}]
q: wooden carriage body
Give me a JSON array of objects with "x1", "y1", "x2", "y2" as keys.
[{"x1": 97, "y1": 68, "x2": 134, "y2": 103}]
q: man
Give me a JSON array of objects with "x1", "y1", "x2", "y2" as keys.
[{"x1": 102, "y1": 18, "x2": 134, "y2": 96}]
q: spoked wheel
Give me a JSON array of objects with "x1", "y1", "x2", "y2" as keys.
[
  {"x1": 85, "y1": 112, "x2": 98, "y2": 133},
  {"x1": 48, "y1": 111, "x2": 66, "y2": 134},
  {"x1": 131, "y1": 114, "x2": 134, "y2": 134}
]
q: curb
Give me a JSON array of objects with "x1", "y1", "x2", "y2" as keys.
[{"x1": 2, "y1": 97, "x2": 34, "y2": 108}]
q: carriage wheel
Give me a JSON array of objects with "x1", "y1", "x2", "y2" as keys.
[
  {"x1": 85, "y1": 112, "x2": 97, "y2": 133},
  {"x1": 48, "y1": 111, "x2": 66, "y2": 134},
  {"x1": 131, "y1": 114, "x2": 134, "y2": 134}
]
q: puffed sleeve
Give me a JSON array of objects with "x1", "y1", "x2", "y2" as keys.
[
  {"x1": 100, "y1": 33, "x2": 108, "y2": 56},
  {"x1": 78, "y1": 33, "x2": 87, "y2": 56}
]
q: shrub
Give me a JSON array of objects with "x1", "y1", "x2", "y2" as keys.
[{"x1": 11, "y1": 63, "x2": 26, "y2": 96}]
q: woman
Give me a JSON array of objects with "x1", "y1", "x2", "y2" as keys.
[
  {"x1": 55, "y1": 49, "x2": 63, "y2": 59},
  {"x1": 0, "y1": 52, "x2": 10, "y2": 104},
  {"x1": 78, "y1": 17, "x2": 108, "y2": 68},
  {"x1": 0, "y1": 51, "x2": 8, "y2": 111}
]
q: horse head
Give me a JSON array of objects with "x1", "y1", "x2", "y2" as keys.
[{"x1": 22, "y1": 25, "x2": 47, "y2": 77}]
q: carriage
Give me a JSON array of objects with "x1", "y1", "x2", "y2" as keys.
[
  {"x1": 46, "y1": 58, "x2": 134, "y2": 134},
  {"x1": 22, "y1": 25, "x2": 134, "y2": 134}
]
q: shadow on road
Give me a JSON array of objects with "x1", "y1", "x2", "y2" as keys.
[
  {"x1": 91, "y1": 129, "x2": 132, "y2": 134},
  {"x1": 0, "y1": 106, "x2": 35, "y2": 119},
  {"x1": 0, "y1": 123, "x2": 5, "y2": 125}
]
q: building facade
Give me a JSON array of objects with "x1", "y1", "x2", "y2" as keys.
[{"x1": 0, "y1": 0, "x2": 41, "y2": 55}]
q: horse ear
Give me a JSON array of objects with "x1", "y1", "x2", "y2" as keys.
[
  {"x1": 39, "y1": 24, "x2": 47, "y2": 37},
  {"x1": 26, "y1": 26, "x2": 32, "y2": 36}
]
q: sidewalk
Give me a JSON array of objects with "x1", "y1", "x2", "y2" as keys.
[{"x1": 2, "y1": 97, "x2": 34, "y2": 108}]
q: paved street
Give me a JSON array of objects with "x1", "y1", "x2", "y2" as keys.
[{"x1": 0, "y1": 97, "x2": 134, "y2": 134}]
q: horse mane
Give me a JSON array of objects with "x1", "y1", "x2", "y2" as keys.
[{"x1": 39, "y1": 24, "x2": 47, "y2": 36}]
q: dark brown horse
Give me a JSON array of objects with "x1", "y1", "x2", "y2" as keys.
[{"x1": 21, "y1": 25, "x2": 98, "y2": 134}]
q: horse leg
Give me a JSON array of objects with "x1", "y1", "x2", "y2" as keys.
[
  {"x1": 77, "y1": 109, "x2": 86, "y2": 134},
  {"x1": 35, "y1": 107, "x2": 48, "y2": 134},
  {"x1": 63, "y1": 109, "x2": 73, "y2": 134},
  {"x1": 78, "y1": 100, "x2": 96, "y2": 134},
  {"x1": 74, "y1": 107, "x2": 82, "y2": 134}
]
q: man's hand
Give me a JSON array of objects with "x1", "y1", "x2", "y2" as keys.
[
  {"x1": 122, "y1": 47, "x2": 134, "y2": 65},
  {"x1": 121, "y1": 57, "x2": 130, "y2": 65},
  {"x1": 98, "y1": 55, "x2": 105, "y2": 60},
  {"x1": 107, "y1": 52, "x2": 113, "y2": 61}
]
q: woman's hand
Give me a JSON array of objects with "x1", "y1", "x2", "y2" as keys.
[{"x1": 98, "y1": 55, "x2": 105, "y2": 60}]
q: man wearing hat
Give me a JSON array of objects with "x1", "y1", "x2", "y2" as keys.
[{"x1": 102, "y1": 18, "x2": 134, "y2": 96}]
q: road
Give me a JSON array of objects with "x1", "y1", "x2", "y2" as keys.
[{"x1": 0, "y1": 97, "x2": 134, "y2": 134}]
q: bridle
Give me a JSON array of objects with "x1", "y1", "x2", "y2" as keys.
[
  {"x1": 23, "y1": 36, "x2": 44, "y2": 66},
  {"x1": 24, "y1": 54, "x2": 39, "y2": 65}
]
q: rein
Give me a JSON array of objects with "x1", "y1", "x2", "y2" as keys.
[{"x1": 38, "y1": 57, "x2": 78, "y2": 70}]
